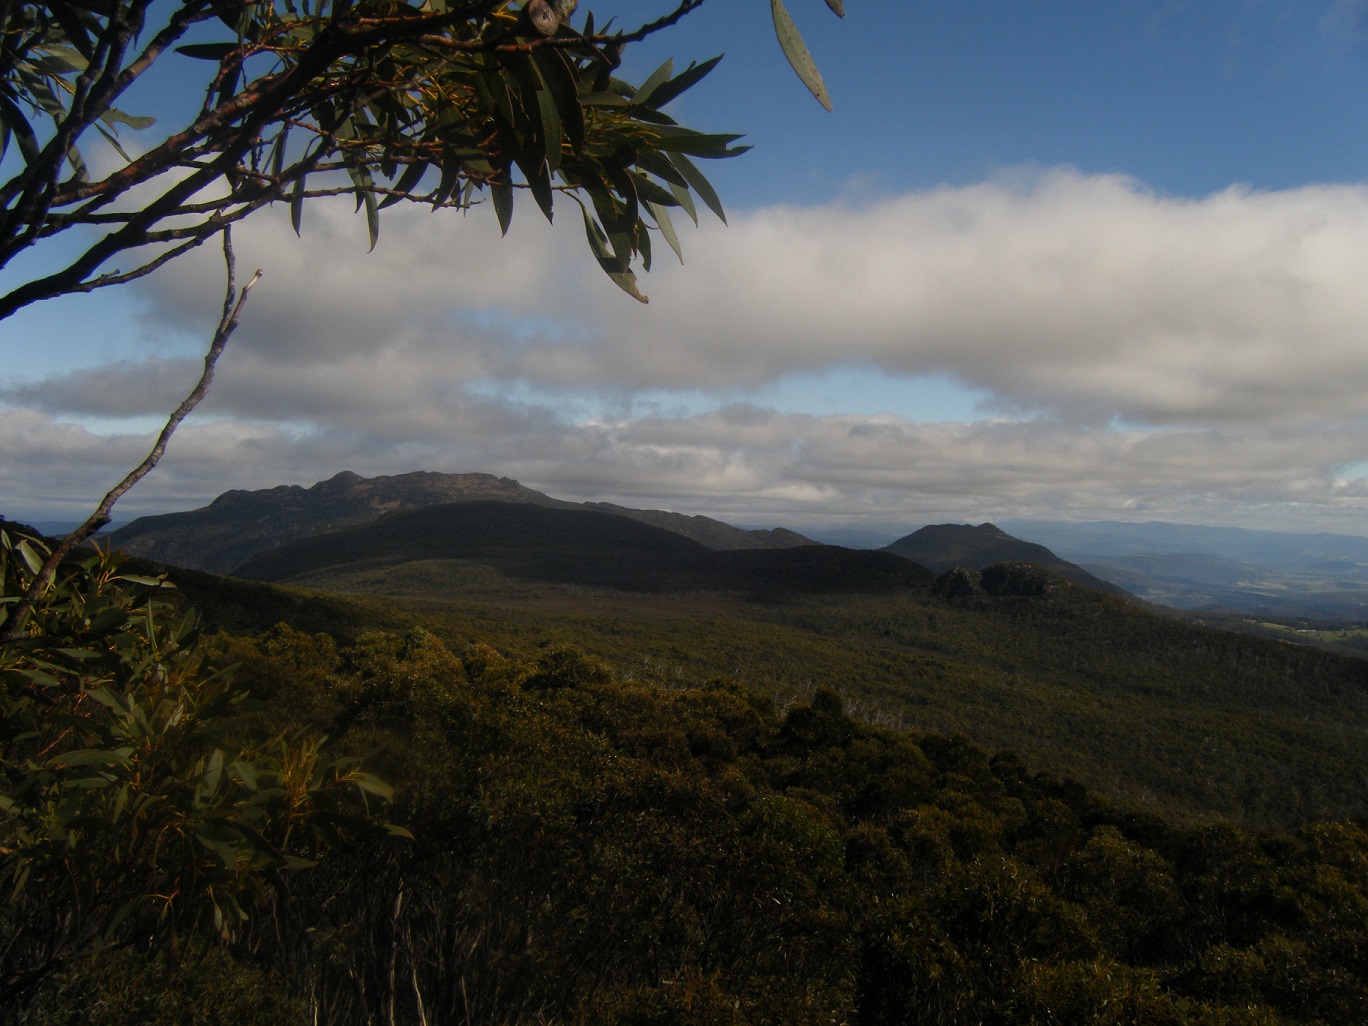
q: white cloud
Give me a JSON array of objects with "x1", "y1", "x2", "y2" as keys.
[
  {"x1": 118, "y1": 170, "x2": 1368, "y2": 431},
  {"x1": 8, "y1": 169, "x2": 1368, "y2": 532}
]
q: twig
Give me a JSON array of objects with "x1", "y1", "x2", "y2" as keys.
[{"x1": 0, "y1": 228, "x2": 261, "y2": 644}]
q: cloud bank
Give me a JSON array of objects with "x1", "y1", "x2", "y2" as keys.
[{"x1": 7, "y1": 168, "x2": 1368, "y2": 534}]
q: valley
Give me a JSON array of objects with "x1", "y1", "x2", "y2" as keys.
[
  {"x1": 8, "y1": 474, "x2": 1368, "y2": 1025},
  {"x1": 121, "y1": 475, "x2": 1368, "y2": 833}
]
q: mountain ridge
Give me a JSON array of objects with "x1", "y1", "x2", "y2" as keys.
[
  {"x1": 233, "y1": 500, "x2": 935, "y2": 597},
  {"x1": 109, "y1": 470, "x2": 815, "y2": 575}
]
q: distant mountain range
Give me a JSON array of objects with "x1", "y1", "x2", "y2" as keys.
[
  {"x1": 109, "y1": 471, "x2": 812, "y2": 576},
  {"x1": 104, "y1": 471, "x2": 1119, "y2": 603},
  {"x1": 1000, "y1": 519, "x2": 1368, "y2": 620},
  {"x1": 48, "y1": 470, "x2": 1368, "y2": 622}
]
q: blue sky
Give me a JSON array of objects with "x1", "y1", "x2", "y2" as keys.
[{"x1": 5, "y1": 1, "x2": 1368, "y2": 538}]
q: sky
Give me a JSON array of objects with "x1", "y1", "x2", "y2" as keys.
[{"x1": 5, "y1": 0, "x2": 1368, "y2": 540}]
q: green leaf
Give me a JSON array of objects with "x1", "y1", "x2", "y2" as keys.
[
  {"x1": 378, "y1": 159, "x2": 428, "y2": 209},
  {"x1": 530, "y1": 46, "x2": 584, "y2": 155},
  {"x1": 51, "y1": 647, "x2": 98, "y2": 660},
  {"x1": 361, "y1": 187, "x2": 380, "y2": 250},
  {"x1": 0, "y1": 94, "x2": 40, "y2": 163},
  {"x1": 202, "y1": 748, "x2": 224, "y2": 794},
  {"x1": 578, "y1": 91, "x2": 629, "y2": 108},
  {"x1": 175, "y1": 42, "x2": 242, "y2": 62},
  {"x1": 586, "y1": 181, "x2": 635, "y2": 271},
  {"x1": 348, "y1": 771, "x2": 394, "y2": 799},
  {"x1": 632, "y1": 148, "x2": 688, "y2": 188},
  {"x1": 605, "y1": 167, "x2": 639, "y2": 252},
  {"x1": 640, "y1": 216, "x2": 656, "y2": 272},
  {"x1": 668, "y1": 179, "x2": 698, "y2": 224},
  {"x1": 14, "y1": 539, "x2": 44, "y2": 575},
  {"x1": 290, "y1": 172, "x2": 307, "y2": 235},
  {"x1": 582, "y1": 209, "x2": 648, "y2": 304},
  {"x1": 670, "y1": 152, "x2": 727, "y2": 224},
  {"x1": 770, "y1": 0, "x2": 833, "y2": 111},
  {"x1": 231, "y1": 759, "x2": 260, "y2": 790},
  {"x1": 94, "y1": 122, "x2": 131, "y2": 162},
  {"x1": 338, "y1": 124, "x2": 381, "y2": 249},
  {"x1": 87, "y1": 607, "x2": 128, "y2": 632},
  {"x1": 824, "y1": 0, "x2": 845, "y2": 14},
  {"x1": 519, "y1": 155, "x2": 555, "y2": 222},
  {"x1": 54, "y1": 747, "x2": 134, "y2": 769},
  {"x1": 629, "y1": 172, "x2": 681, "y2": 209},
  {"x1": 633, "y1": 58, "x2": 674, "y2": 107},
  {"x1": 648, "y1": 127, "x2": 750, "y2": 159},
  {"x1": 492, "y1": 178, "x2": 514, "y2": 235},
  {"x1": 640, "y1": 55, "x2": 723, "y2": 111},
  {"x1": 529, "y1": 74, "x2": 563, "y2": 170},
  {"x1": 115, "y1": 574, "x2": 166, "y2": 588},
  {"x1": 642, "y1": 199, "x2": 681, "y2": 265},
  {"x1": 99, "y1": 108, "x2": 156, "y2": 131}
]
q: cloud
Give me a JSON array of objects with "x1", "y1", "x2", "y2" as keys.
[
  {"x1": 128, "y1": 168, "x2": 1368, "y2": 427},
  {"x1": 8, "y1": 396, "x2": 1368, "y2": 535},
  {"x1": 8, "y1": 168, "x2": 1368, "y2": 531}
]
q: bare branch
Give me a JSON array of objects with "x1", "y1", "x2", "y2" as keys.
[{"x1": 0, "y1": 229, "x2": 260, "y2": 644}]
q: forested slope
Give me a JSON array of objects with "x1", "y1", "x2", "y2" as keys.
[
  {"x1": 173, "y1": 542, "x2": 1368, "y2": 831},
  {"x1": 25, "y1": 625, "x2": 1368, "y2": 1025}
]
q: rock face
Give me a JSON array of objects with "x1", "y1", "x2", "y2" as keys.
[{"x1": 109, "y1": 471, "x2": 813, "y2": 575}]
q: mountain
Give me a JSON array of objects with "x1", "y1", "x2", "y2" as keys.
[
  {"x1": 234, "y1": 500, "x2": 932, "y2": 596},
  {"x1": 882, "y1": 522, "x2": 1130, "y2": 597},
  {"x1": 1001, "y1": 518, "x2": 1368, "y2": 619},
  {"x1": 176, "y1": 505, "x2": 1368, "y2": 831},
  {"x1": 109, "y1": 471, "x2": 812, "y2": 575}
]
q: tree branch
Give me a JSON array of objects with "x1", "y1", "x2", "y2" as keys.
[{"x1": 0, "y1": 229, "x2": 261, "y2": 645}]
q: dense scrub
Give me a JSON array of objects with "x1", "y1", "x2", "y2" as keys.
[
  {"x1": 18, "y1": 617, "x2": 1367, "y2": 1024},
  {"x1": 178, "y1": 558, "x2": 1368, "y2": 830}
]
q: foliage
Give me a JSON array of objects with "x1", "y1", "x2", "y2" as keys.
[
  {"x1": 0, "y1": 0, "x2": 843, "y2": 313},
  {"x1": 21, "y1": 945, "x2": 308, "y2": 1026},
  {"x1": 181, "y1": 552, "x2": 1368, "y2": 830},
  {"x1": 0, "y1": 530, "x2": 402, "y2": 1012},
  {"x1": 26, "y1": 622, "x2": 1367, "y2": 1024}
]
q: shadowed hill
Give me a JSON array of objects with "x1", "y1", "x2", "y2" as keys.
[
  {"x1": 109, "y1": 471, "x2": 813, "y2": 575},
  {"x1": 885, "y1": 522, "x2": 1130, "y2": 597},
  {"x1": 233, "y1": 501, "x2": 933, "y2": 596}
]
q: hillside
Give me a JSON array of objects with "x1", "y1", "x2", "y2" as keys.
[
  {"x1": 109, "y1": 471, "x2": 813, "y2": 575},
  {"x1": 883, "y1": 522, "x2": 1130, "y2": 596},
  {"x1": 14, "y1": 510, "x2": 1368, "y2": 1024},
  {"x1": 41, "y1": 495, "x2": 1368, "y2": 827},
  {"x1": 233, "y1": 500, "x2": 931, "y2": 597},
  {"x1": 164, "y1": 504, "x2": 1368, "y2": 832}
]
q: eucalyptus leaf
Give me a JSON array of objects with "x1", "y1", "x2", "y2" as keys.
[
  {"x1": 291, "y1": 172, "x2": 307, "y2": 235},
  {"x1": 639, "y1": 54, "x2": 724, "y2": 111},
  {"x1": 530, "y1": 46, "x2": 584, "y2": 155},
  {"x1": 633, "y1": 58, "x2": 674, "y2": 107},
  {"x1": 54, "y1": 747, "x2": 134, "y2": 769},
  {"x1": 582, "y1": 209, "x2": 648, "y2": 303},
  {"x1": 629, "y1": 172, "x2": 681, "y2": 209},
  {"x1": 670, "y1": 152, "x2": 727, "y2": 224},
  {"x1": 770, "y1": 0, "x2": 833, "y2": 111},
  {"x1": 175, "y1": 42, "x2": 242, "y2": 62},
  {"x1": 668, "y1": 179, "x2": 698, "y2": 224},
  {"x1": 492, "y1": 178, "x2": 514, "y2": 235}
]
